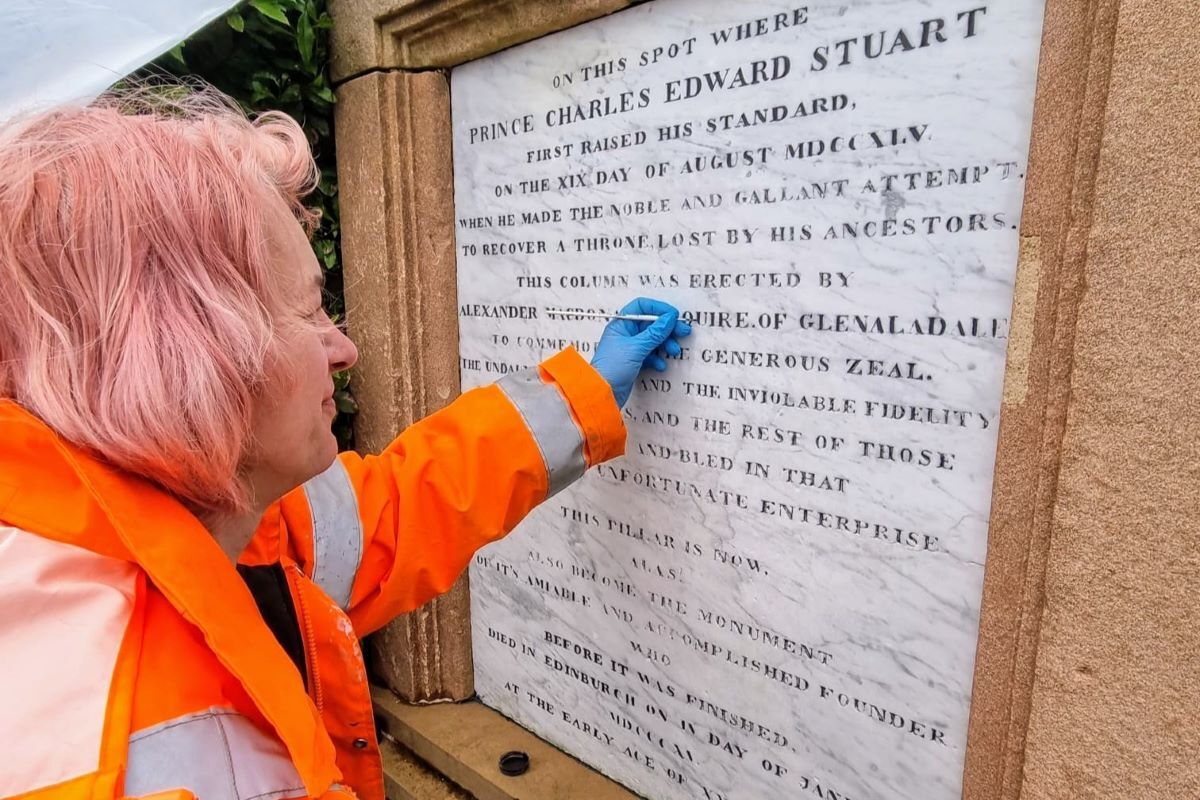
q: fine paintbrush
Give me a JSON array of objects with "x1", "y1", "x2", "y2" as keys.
[{"x1": 544, "y1": 307, "x2": 661, "y2": 322}]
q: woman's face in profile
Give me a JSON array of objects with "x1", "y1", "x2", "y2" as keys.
[{"x1": 245, "y1": 199, "x2": 358, "y2": 503}]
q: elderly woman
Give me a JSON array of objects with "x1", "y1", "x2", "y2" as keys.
[{"x1": 0, "y1": 89, "x2": 689, "y2": 800}]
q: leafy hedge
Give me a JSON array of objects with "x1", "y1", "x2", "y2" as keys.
[{"x1": 146, "y1": 0, "x2": 356, "y2": 448}]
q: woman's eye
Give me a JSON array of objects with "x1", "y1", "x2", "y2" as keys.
[{"x1": 308, "y1": 306, "x2": 347, "y2": 334}]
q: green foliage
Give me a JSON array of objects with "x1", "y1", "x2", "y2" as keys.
[{"x1": 146, "y1": 0, "x2": 355, "y2": 449}]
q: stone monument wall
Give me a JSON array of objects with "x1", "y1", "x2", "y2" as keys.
[{"x1": 330, "y1": 0, "x2": 1200, "y2": 797}]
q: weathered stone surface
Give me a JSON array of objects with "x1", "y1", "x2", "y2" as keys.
[
  {"x1": 1015, "y1": 0, "x2": 1200, "y2": 797},
  {"x1": 963, "y1": 0, "x2": 1124, "y2": 797},
  {"x1": 381, "y1": 736, "x2": 473, "y2": 800},
  {"x1": 374, "y1": 688, "x2": 638, "y2": 800},
  {"x1": 966, "y1": 0, "x2": 1200, "y2": 797},
  {"x1": 335, "y1": 69, "x2": 472, "y2": 701},
  {"x1": 330, "y1": 0, "x2": 635, "y2": 80}
]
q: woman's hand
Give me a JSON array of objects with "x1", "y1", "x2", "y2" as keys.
[{"x1": 590, "y1": 297, "x2": 692, "y2": 408}]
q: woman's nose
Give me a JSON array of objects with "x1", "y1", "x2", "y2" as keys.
[{"x1": 328, "y1": 325, "x2": 358, "y2": 373}]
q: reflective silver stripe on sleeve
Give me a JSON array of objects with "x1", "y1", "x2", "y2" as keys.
[
  {"x1": 124, "y1": 707, "x2": 307, "y2": 800},
  {"x1": 302, "y1": 458, "x2": 363, "y2": 610},
  {"x1": 497, "y1": 368, "x2": 587, "y2": 498}
]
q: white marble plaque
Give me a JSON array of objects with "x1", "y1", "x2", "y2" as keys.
[{"x1": 452, "y1": 2, "x2": 1044, "y2": 798}]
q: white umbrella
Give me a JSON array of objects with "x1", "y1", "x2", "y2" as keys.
[{"x1": 0, "y1": 0, "x2": 241, "y2": 121}]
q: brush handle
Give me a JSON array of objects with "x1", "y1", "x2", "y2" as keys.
[{"x1": 545, "y1": 308, "x2": 661, "y2": 323}]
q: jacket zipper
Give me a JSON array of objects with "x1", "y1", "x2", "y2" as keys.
[{"x1": 289, "y1": 565, "x2": 325, "y2": 713}]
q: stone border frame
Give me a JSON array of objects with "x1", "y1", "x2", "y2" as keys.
[{"x1": 329, "y1": 0, "x2": 1123, "y2": 796}]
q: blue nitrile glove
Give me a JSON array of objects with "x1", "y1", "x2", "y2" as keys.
[{"x1": 590, "y1": 297, "x2": 693, "y2": 408}]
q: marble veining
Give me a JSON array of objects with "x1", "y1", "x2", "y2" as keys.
[{"x1": 451, "y1": 1, "x2": 1045, "y2": 798}]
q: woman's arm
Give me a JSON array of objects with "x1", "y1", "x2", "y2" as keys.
[{"x1": 271, "y1": 347, "x2": 625, "y2": 636}]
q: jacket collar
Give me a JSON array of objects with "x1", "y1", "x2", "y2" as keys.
[{"x1": 0, "y1": 400, "x2": 340, "y2": 795}]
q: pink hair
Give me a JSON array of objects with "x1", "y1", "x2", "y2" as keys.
[{"x1": 0, "y1": 84, "x2": 319, "y2": 513}]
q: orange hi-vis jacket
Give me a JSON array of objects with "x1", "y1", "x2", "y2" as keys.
[{"x1": 0, "y1": 348, "x2": 625, "y2": 800}]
